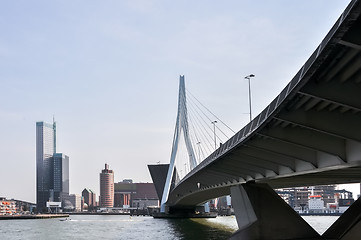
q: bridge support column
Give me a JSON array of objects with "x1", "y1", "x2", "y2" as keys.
[
  {"x1": 322, "y1": 197, "x2": 361, "y2": 239},
  {"x1": 230, "y1": 183, "x2": 320, "y2": 240}
]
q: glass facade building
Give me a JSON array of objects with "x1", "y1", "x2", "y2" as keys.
[
  {"x1": 52, "y1": 153, "x2": 69, "y2": 202},
  {"x1": 36, "y1": 121, "x2": 69, "y2": 212},
  {"x1": 36, "y1": 122, "x2": 56, "y2": 211}
]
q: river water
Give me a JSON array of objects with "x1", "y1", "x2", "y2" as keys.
[{"x1": 0, "y1": 215, "x2": 338, "y2": 240}]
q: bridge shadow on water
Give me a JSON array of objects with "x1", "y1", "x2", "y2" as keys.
[{"x1": 166, "y1": 218, "x2": 236, "y2": 240}]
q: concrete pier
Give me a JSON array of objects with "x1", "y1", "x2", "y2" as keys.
[{"x1": 230, "y1": 183, "x2": 320, "y2": 240}]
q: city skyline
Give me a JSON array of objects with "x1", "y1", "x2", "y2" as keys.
[{"x1": 1, "y1": 0, "x2": 358, "y2": 203}]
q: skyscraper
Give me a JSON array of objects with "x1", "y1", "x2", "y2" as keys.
[
  {"x1": 51, "y1": 153, "x2": 69, "y2": 202},
  {"x1": 36, "y1": 121, "x2": 56, "y2": 211},
  {"x1": 100, "y1": 164, "x2": 114, "y2": 208},
  {"x1": 36, "y1": 121, "x2": 69, "y2": 212}
]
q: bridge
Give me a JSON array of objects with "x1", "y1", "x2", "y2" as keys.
[{"x1": 149, "y1": 0, "x2": 361, "y2": 239}]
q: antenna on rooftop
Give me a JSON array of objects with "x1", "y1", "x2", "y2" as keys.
[{"x1": 53, "y1": 115, "x2": 56, "y2": 153}]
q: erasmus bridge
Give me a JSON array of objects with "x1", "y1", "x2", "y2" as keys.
[{"x1": 149, "y1": 0, "x2": 361, "y2": 239}]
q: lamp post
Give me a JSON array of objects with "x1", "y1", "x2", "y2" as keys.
[
  {"x1": 211, "y1": 121, "x2": 217, "y2": 150},
  {"x1": 244, "y1": 74, "x2": 255, "y2": 122}
]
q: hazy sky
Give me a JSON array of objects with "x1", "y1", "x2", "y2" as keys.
[{"x1": 0, "y1": 0, "x2": 356, "y2": 203}]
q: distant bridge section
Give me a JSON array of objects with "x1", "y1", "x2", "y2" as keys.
[{"x1": 168, "y1": 0, "x2": 361, "y2": 208}]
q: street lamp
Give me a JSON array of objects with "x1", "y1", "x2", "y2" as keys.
[
  {"x1": 244, "y1": 74, "x2": 255, "y2": 121},
  {"x1": 211, "y1": 121, "x2": 218, "y2": 150}
]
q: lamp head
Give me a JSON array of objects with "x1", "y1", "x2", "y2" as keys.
[{"x1": 245, "y1": 74, "x2": 255, "y2": 79}]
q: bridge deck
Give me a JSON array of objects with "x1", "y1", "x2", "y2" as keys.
[{"x1": 168, "y1": 0, "x2": 361, "y2": 207}]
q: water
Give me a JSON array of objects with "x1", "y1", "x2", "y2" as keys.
[
  {"x1": 301, "y1": 215, "x2": 339, "y2": 235},
  {"x1": 0, "y1": 215, "x2": 338, "y2": 240}
]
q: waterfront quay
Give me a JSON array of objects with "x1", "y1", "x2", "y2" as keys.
[{"x1": 0, "y1": 214, "x2": 69, "y2": 220}]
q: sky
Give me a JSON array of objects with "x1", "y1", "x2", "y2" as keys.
[{"x1": 0, "y1": 0, "x2": 357, "y2": 203}]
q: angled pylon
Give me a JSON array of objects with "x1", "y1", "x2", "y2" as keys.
[{"x1": 160, "y1": 75, "x2": 197, "y2": 213}]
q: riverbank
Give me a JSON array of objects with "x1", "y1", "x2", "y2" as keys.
[{"x1": 0, "y1": 214, "x2": 69, "y2": 220}]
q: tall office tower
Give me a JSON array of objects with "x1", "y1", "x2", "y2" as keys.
[
  {"x1": 100, "y1": 164, "x2": 114, "y2": 208},
  {"x1": 51, "y1": 153, "x2": 69, "y2": 203},
  {"x1": 36, "y1": 121, "x2": 56, "y2": 211}
]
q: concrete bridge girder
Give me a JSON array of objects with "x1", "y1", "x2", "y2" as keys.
[
  {"x1": 258, "y1": 124, "x2": 347, "y2": 161},
  {"x1": 346, "y1": 140, "x2": 361, "y2": 163},
  {"x1": 247, "y1": 134, "x2": 346, "y2": 172},
  {"x1": 198, "y1": 170, "x2": 242, "y2": 185},
  {"x1": 319, "y1": 46, "x2": 359, "y2": 82},
  {"x1": 275, "y1": 108, "x2": 361, "y2": 143},
  {"x1": 227, "y1": 152, "x2": 283, "y2": 175},
  {"x1": 300, "y1": 78, "x2": 361, "y2": 111},
  {"x1": 234, "y1": 145, "x2": 297, "y2": 172},
  {"x1": 246, "y1": 136, "x2": 320, "y2": 166},
  {"x1": 212, "y1": 159, "x2": 270, "y2": 178}
]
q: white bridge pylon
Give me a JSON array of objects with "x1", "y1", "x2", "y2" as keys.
[{"x1": 160, "y1": 75, "x2": 198, "y2": 213}]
